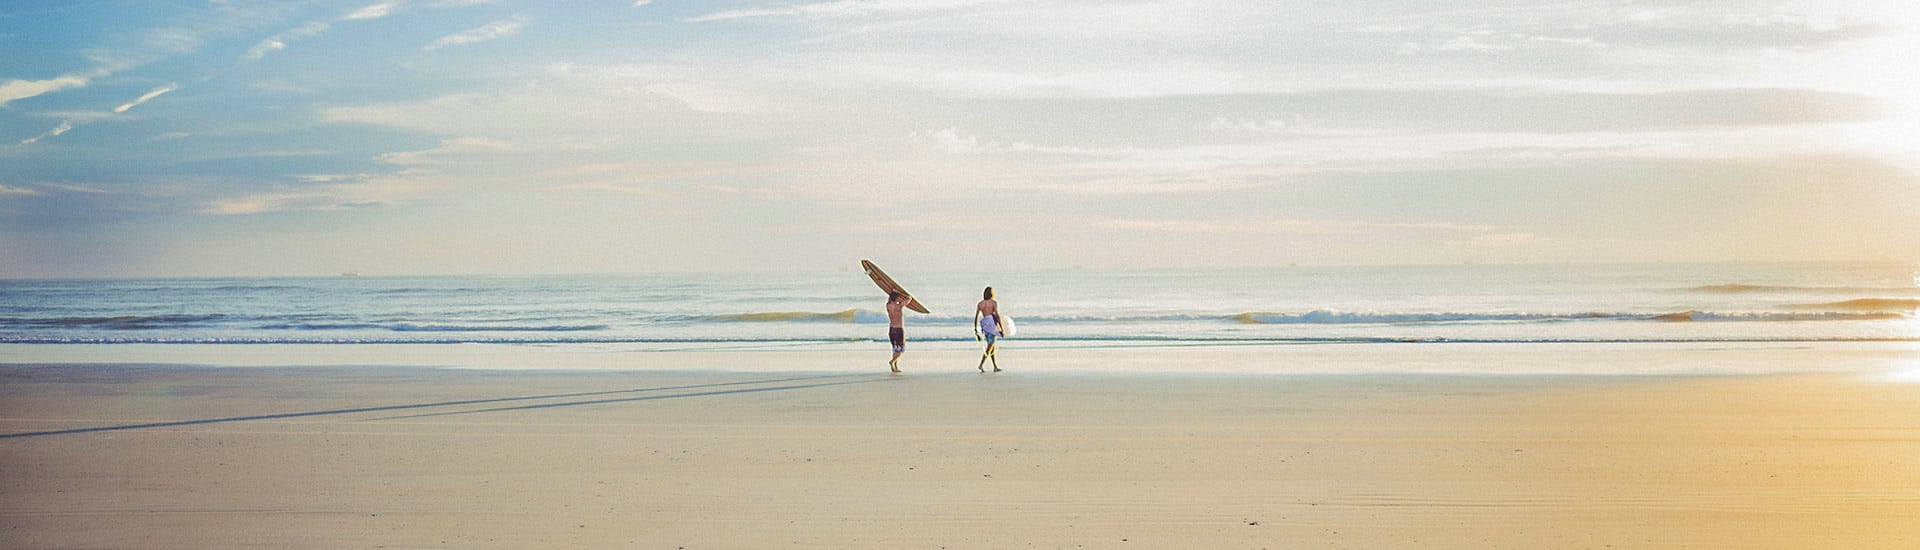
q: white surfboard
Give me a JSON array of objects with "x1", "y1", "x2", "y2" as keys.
[{"x1": 998, "y1": 313, "x2": 1016, "y2": 337}]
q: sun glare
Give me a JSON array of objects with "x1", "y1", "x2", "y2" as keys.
[{"x1": 1833, "y1": 4, "x2": 1920, "y2": 164}]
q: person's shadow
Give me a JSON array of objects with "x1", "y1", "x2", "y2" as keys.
[{"x1": 1, "y1": 373, "x2": 877, "y2": 439}]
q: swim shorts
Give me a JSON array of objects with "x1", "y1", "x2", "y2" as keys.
[
  {"x1": 979, "y1": 316, "x2": 999, "y2": 345},
  {"x1": 889, "y1": 327, "x2": 904, "y2": 352}
]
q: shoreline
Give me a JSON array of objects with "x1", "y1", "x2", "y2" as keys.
[{"x1": 4, "y1": 340, "x2": 1919, "y2": 376}]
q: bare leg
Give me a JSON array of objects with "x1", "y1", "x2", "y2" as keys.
[
  {"x1": 890, "y1": 351, "x2": 901, "y2": 374},
  {"x1": 987, "y1": 343, "x2": 999, "y2": 372}
]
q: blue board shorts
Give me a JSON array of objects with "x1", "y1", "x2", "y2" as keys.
[
  {"x1": 979, "y1": 316, "x2": 999, "y2": 345},
  {"x1": 889, "y1": 327, "x2": 904, "y2": 352}
]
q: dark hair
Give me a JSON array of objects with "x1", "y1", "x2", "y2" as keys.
[
  {"x1": 982, "y1": 286, "x2": 994, "y2": 300},
  {"x1": 889, "y1": 292, "x2": 902, "y2": 301}
]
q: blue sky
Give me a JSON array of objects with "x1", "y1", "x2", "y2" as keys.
[{"x1": 4, "y1": 1, "x2": 1919, "y2": 277}]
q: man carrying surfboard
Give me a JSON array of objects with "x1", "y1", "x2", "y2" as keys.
[
  {"x1": 861, "y1": 260, "x2": 927, "y2": 374},
  {"x1": 974, "y1": 286, "x2": 1002, "y2": 373},
  {"x1": 887, "y1": 292, "x2": 907, "y2": 374}
]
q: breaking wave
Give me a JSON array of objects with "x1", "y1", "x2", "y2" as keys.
[
  {"x1": 1234, "y1": 310, "x2": 1907, "y2": 324},
  {"x1": 1785, "y1": 299, "x2": 1920, "y2": 312},
  {"x1": 384, "y1": 323, "x2": 610, "y2": 332},
  {"x1": 697, "y1": 309, "x2": 885, "y2": 323},
  {"x1": 1689, "y1": 284, "x2": 1920, "y2": 294},
  {"x1": 4, "y1": 314, "x2": 232, "y2": 330},
  {"x1": 1648, "y1": 310, "x2": 1905, "y2": 322}
]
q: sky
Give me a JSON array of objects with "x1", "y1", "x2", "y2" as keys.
[{"x1": 3, "y1": 0, "x2": 1919, "y2": 278}]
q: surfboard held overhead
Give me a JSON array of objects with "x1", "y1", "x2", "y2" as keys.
[{"x1": 861, "y1": 259, "x2": 930, "y2": 314}]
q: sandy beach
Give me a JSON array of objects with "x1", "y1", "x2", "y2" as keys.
[{"x1": 4, "y1": 345, "x2": 1920, "y2": 548}]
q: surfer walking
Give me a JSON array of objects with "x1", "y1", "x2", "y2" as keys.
[
  {"x1": 974, "y1": 287, "x2": 1002, "y2": 373},
  {"x1": 887, "y1": 292, "x2": 907, "y2": 374}
]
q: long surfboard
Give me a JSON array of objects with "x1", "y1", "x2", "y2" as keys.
[{"x1": 861, "y1": 259, "x2": 930, "y2": 314}]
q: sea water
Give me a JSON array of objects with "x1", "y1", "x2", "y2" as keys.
[{"x1": 2, "y1": 263, "x2": 1915, "y2": 346}]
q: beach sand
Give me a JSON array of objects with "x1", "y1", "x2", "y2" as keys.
[{"x1": 4, "y1": 346, "x2": 1920, "y2": 548}]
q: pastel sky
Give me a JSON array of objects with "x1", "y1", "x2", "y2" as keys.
[{"x1": 4, "y1": 1, "x2": 1919, "y2": 277}]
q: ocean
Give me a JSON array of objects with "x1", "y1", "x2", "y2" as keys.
[{"x1": 2, "y1": 262, "x2": 1915, "y2": 347}]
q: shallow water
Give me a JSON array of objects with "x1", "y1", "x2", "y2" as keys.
[{"x1": 3, "y1": 262, "x2": 1915, "y2": 345}]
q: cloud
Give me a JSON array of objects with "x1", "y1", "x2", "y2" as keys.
[
  {"x1": 1088, "y1": 217, "x2": 1501, "y2": 236},
  {"x1": 245, "y1": 2, "x2": 396, "y2": 60},
  {"x1": 19, "y1": 121, "x2": 75, "y2": 146},
  {"x1": 0, "y1": 184, "x2": 42, "y2": 197},
  {"x1": 1207, "y1": 117, "x2": 1288, "y2": 134},
  {"x1": 688, "y1": 0, "x2": 1014, "y2": 22},
  {"x1": 199, "y1": 174, "x2": 440, "y2": 215},
  {"x1": 320, "y1": 72, "x2": 729, "y2": 137},
  {"x1": 425, "y1": 17, "x2": 528, "y2": 50},
  {"x1": 199, "y1": 190, "x2": 352, "y2": 215},
  {"x1": 0, "y1": 74, "x2": 93, "y2": 107},
  {"x1": 912, "y1": 127, "x2": 996, "y2": 155},
  {"x1": 909, "y1": 127, "x2": 1135, "y2": 157},
  {"x1": 1608, "y1": 9, "x2": 1886, "y2": 50},
  {"x1": 345, "y1": 2, "x2": 397, "y2": 20},
  {"x1": 18, "y1": 84, "x2": 181, "y2": 145},
  {"x1": 1447, "y1": 233, "x2": 1553, "y2": 248},
  {"x1": 246, "y1": 21, "x2": 329, "y2": 60},
  {"x1": 935, "y1": 88, "x2": 1884, "y2": 145},
  {"x1": 244, "y1": 38, "x2": 289, "y2": 59},
  {"x1": 113, "y1": 84, "x2": 180, "y2": 113},
  {"x1": 37, "y1": 183, "x2": 115, "y2": 194}
]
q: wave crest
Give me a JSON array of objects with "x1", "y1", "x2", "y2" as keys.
[
  {"x1": 1651, "y1": 310, "x2": 1904, "y2": 322},
  {"x1": 700, "y1": 309, "x2": 879, "y2": 323},
  {"x1": 1689, "y1": 284, "x2": 1920, "y2": 294},
  {"x1": 1235, "y1": 311, "x2": 1606, "y2": 325},
  {"x1": 1786, "y1": 299, "x2": 1920, "y2": 312},
  {"x1": 11, "y1": 314, "x2": 229, "y2": 330},
  {"x1": 1234, "y1": 310, "x2": 1907, "y2": 325},
  {"x1": 387, "y1": 323, "x2": 609, "y2": 332}
]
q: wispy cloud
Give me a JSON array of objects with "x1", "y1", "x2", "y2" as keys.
[
  {"x1": 19, "y1": 121, "x2": 75, "y2": 146},
  {"x1": 688, "y1": 0, "x2": 1014, "y2": 22},
  {"x1": 244, "y1": 38, "x2": 288, "y2": 60},
  {"x1": 199, "y1": 175, "x2": 439, "y2": 215},
  {"x1": 0, "y1": 74, "x2": 94, "y2": 107},
  {"x1": 0, "y1": 184, "x2": 43, "y2": 197},
  {"x1": 1088, "y1": 217, "x2": 1502, "y2": 236},
  {"x1": 19, "y1": 84, "x2": 182, "y2": 145},
  {"x1": 1446, "y1": 232, "x2": 1553, "y2": 249},
  {"x1": 200, "y1": 190, "x2": 349, "y2": 215},
  {"x1": 37, "y1": 183, "x2": 115, "y2": 194},
  {"x1": 113, "y1": 84, "x2": 180, "y2": 113},
  {"x1": 345, "y1": 2, "x2": 397, "y2": 21},
  {"x1": 246, "y1": 21, "x2": 327, "y2": 60},
  {"x1": 425, "y1": 16, "x2": 528, "y2": 50},
  {"x1": 909, "y1": 127, "x2": 1135, "y2": 157},
  {"x1": 246, "y1": 2, "x2": 399, "y2": 60}
]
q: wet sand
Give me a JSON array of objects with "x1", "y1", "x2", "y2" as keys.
[{"x1": 4, "y1": 347, "x2": 1920, "y2": 548}]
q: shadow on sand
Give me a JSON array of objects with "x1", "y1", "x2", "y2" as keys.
[{"x1": 0, "y1": 373, "x2": 878, "y2": 439}]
